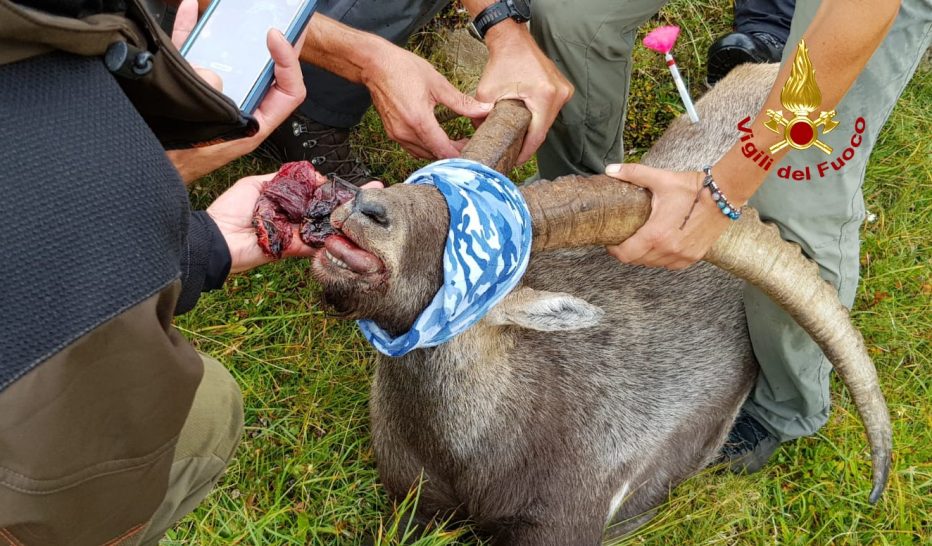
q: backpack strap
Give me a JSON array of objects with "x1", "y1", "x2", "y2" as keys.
[{"x1": 0, "y1": 0, "x2": 259, "y2": 149}]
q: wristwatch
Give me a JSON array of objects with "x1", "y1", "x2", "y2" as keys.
[{"x1": 468, "y1": 0, "x2": 531, "y2": 41}]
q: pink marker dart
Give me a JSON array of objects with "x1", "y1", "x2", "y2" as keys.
[{"x1": 643, "y1": 25, "x2": 699, "y2": 123}]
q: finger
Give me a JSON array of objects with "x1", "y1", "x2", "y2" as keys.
[
  {"x1": 398, "y1": 139, "x2": 434, "y2": 160},
  {"x1": 267, "y1": 29, "x2": 304, "y2": 98},
  {"x1": 251, "y1": 30, "x2": 307, "y2": 136},
  {"x1": 411, "y1": 119, "x2": 459, "y2": 159},
  {"x1": 516, "y1": 110, "x2": 549, "y2": 165},
  {"x1": 360, "y1": 181, "x2": 385, "y2": 189},
  {"x1": 451, "y1": 137, "x2": 469, "y2": 152},
  {"x1": 226, "y1": 241, "x2": 271, "y2": 274},
  {"x1": 665, "y1": 259, "x2": 695, "y2": 271},
  {"x1": 622, "y1": 193, "x2": 693, "y2": 267},
  {"x1": 604, "y1": 163, "x2": 665, "y2": 190},
  {"x1": 210, "y1": 177, "x2": 262, "y2": 213},
  {"x1": 225, "y1": 173, "x2": 273, "y2": 195},
  {"x1": 636, "y1": 230, "x2": 686, "y2": 265},
  {"x1": 486, "y1": 82, "x2": 566, "y2": 164},
  {"x1": 636, "y1": 249, "x2": 680, "y2": 269},
  {"x1": 246, "y1": 173, "x2": 275, "y2": 187},
  {"x1": 380, "y1": 109, "x2": 447, "y2": 159},
  {"x1": 404, "y1": 95, "x2": 464, "y2": 158},
  {"x1": 194, "y1": 66, "x2": 223, "y2": 91},
  {"x1": 171, "y1": 0, "x2": 199, "y2": 49},
  {"x1": 435, "y1": 83, "x2": 494, "y2": 120},
  {"x1": 512, "y1": 83, "x2": 566, "y2": 163},
  {"x1": 605, "y1": 230, "x2": 654, "y2": 264}
]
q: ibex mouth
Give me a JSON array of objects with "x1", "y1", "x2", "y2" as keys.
[
  {"x1": 321, "y1": 234, "x2": 382, "y2": 274},
  {"x1": 312, "y1": 212, "x2": 387, "y2": 289}
]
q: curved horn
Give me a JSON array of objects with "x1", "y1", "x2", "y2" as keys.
[
  {"x1": 712, "y1": 207, "x2": 890, "y2": 504},
  {"x1": 462, "y1": 94, "x2": 891, "y2": 503},
  {"x1": 460, "y1": 99, "x2": 531, "y2": 174},
  {"x1": 524, "y1": 176, "x2": 891, "y2": 503}
]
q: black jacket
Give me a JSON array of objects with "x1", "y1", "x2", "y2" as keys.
[
  {"x1": 0, "y1": 50, "x2": 230, "y2": 392},
  {"x1": 0, "y1": 4, "x2": 229, "y2": 542}
]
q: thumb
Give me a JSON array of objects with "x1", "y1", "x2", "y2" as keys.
[
  {"x1": 435, "y1": 82, "x2": 494, "y2": 120},
  {"x1": 266, "y1": 29, "x2": 305, "y2": 99},
  {"x1": 267, "y1": 29, "x2": 294, "y2": 67}
]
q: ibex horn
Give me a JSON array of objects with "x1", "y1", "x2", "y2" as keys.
[{"x1": 460, "y1": 99, "x2": 891, "y2": 504}]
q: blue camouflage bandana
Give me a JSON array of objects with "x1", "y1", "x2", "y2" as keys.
[{"x1": 358, "y1": 158, "x2": 533, "y2": 357}]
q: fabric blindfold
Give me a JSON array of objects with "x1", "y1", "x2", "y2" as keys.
[{"x1": 358, "y1": 159, "x2": 532, "y2": 357}]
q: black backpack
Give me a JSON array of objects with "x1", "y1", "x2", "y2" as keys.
[{"x1": 0, "y1": 0, "x2": 259, "y2": 149}]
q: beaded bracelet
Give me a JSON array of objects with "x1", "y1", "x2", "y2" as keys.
[{"x1": 702, "y1": 164, "x2": 741, "y2": 221}]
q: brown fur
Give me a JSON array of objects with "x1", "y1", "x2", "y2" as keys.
[{"x1": 315, "y1": 64, "x2": 781, "y2": 544}]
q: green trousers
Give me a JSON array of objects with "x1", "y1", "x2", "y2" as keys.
[
  {"x1": 0, "y1": 285, "x2": 241, "y2": 546},
  {"x1": 140, "y1": 355, "x2": 244, "y2": 545},
  {"x1": 531, "y1": 0, "x2": 931, "y2": 440}
]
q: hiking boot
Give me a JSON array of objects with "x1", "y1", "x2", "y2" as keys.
[
  {"x1": 706, "y1": 31, "x2": 785, "y2": 86},
  {"x1": 716, "y1": 410, "x2": 780, "y2": 474},
  {"x1": 258, "y1": 112, "x2": 372, "y2": 186}
]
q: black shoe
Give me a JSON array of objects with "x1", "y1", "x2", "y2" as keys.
[
  {"x1": 258, "y1": 112, "x2": 372, "y2": 186},
  {"x1": 706, "y1": 31, "x2": 785, "y2": 86},
  {"x1": 716, "y1": 410, "x2": 780, "y2": 474}
]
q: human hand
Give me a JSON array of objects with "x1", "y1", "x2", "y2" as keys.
[
  {"x1": 166, "y1": 0, "x2": 308, "y2": 183},
  {"x1": 603, "y1": 164, "x2": 733, "y2": 270},
  {"x1": 363, "y1": 45, "x2": 494, "y2": 159},
  {"x1": 208, "y1": 175, "x2": 384, "y2": 274},
  {"x1": 476, "y1": 26, "x2": 572, "y2": 165}
]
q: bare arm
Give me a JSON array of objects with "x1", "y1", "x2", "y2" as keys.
[
  {"x1": 299, "y1": 14, "x2": 493, "y2": 159},
  {"x1": 300, "y1": 14, "x2": 380, "y2": 85},
  {"x1": 714, "y1": 0, "x2": 899, "y2": 203},
  {"x1": 606, "y1": 0, "x2": 900, "y2": 269}
]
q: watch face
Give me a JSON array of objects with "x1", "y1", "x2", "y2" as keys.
[{"x1": 510, "y1": 0, "x2": 531, "y2": 20}]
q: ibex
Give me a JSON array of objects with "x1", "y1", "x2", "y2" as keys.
[{"x1": 311, "y1": 63, "x2": 891, "y2": 544}]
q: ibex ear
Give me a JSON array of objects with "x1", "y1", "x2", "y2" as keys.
[{"x1": 485, "y1": 287, "x2": 604, "y2": 331}]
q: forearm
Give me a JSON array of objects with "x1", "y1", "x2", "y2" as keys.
[
  {"x1": 299, "y1": 13, "x2": 390, "y2": 85},
  {"x1": 166, "y1": 139, "x2": 255, "y2": 184},
  {"x1": 194, "y1": 0, "x2": 386, "y2": 78},
  {"x1": 714, "y1": 0, "x2": 900, "y2": 203}
]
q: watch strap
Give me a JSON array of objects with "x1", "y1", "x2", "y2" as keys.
[{"x1": 470, "y1": 1, "x2": 513, "y2": 40}]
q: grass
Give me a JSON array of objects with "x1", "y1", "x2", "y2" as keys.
[{"x1": 171, "y1": 1, "x2": 931, "y2": 543}]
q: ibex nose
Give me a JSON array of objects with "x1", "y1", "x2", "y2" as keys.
[{"x1": 354, "y1": 191, "x2": 390, "y2": 227}]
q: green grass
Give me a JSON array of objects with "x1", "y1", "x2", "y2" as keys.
[{"x1": 171, "y1": 2, "x2": 931, "y2": 543}]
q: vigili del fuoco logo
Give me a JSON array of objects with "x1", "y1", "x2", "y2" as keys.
[{"x1": 736, "y1": 39, "x2": 867, "y2": 181}]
